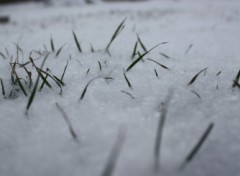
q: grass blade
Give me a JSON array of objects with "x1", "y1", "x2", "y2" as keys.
[
  {"x1": 55, "y1": 103, "x2": 78, "y2": 140},
  {"x1": 0, "y1": 77, "x2": 5, "y2": 97},
  {"x1": 79, "y1": 76, "x2": 100, "y2": 101},
  {"x1": 120, "y1": 90, "x2": 135, "y2": 99},
  {"x1": 188, "y1": 67, "x2": 208, "y2": 86},
  {"x1": 184, "y1": 123, "x2": 214, "y2": 163},
  {"x1": 147, "y1": 58, "x2": 170, "y2": 70},
  {"x1": 185, "y1": 44, "x2": 193, "y2": 55},
  {"x1": 73, "y1": 31, "x2": 82, "y2": 53},
  {"x1": 232, "y1": 70, "x2": 240, "y2": 88},
  {"x1": 0, "y1": 51, "x2": 6, "y2": 59},
  {"x1": 55, "y1": 45, "x2": 65, "y2": 57},
  {"x1": 123, "y1": 71, "x2": 132, "y2": 89},
  {"x1": 137, "y1": 34, "x2": 147, "y2": 52},
  {"x1": 160, "y1": 52, "x2": 170, "y2": 59},
  {"x1": 86, "y1": 68, "x2": 90, "y2": 76},
  {"x1": 131, "y1": 41, "x2": 138, "y2": 59},
  {"x1": 90, "y1": 44, "x2": 95, "y2": 53},
  {"x1": 26, "y1": 53, "x2": 49, "y2": 112},
  {"x1": 126, "y1": 43, "x2": 162, "y2": 72},
  {"x1": 15, "y1": 72, "x2": 28, "y2": 96},
  {"x1": 61, "y1": 61, "x2": 69, "y2": 82},
  {"x1": 98, "y1": 61, "x2": 102, "y2": 71},
  {"x1": 154, "y1": 69, "x2": 159, "y2": 78},
  {"x1": 101, "y1": 126, "x2": 127, "y2": 176},
  {"x1": 154, "y1": 89, "x2": 174, "y2": 172},
  {"x1": 105, "y1": 18, "x2": 126, "y2": 52},
  {"x1": 216, "y1": 71, "x2": 221, "y2": 76},
  {"x1": 191, "y1": 90, "x2": 201, "y2": 99},
  {"x1": 50, "y1": 37, "x2": 55, "y2": 52}
]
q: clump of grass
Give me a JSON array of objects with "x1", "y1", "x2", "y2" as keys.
[
  {"x1": 73, "y1": 31, "x2": 82, "y2": 53},
  {"x1": 101, "y1": 126, "x2": 127, "y2": 176},
  {"x1": 232, "y1": 70, "x2": 240, "y2": 88},
  {"x1": 126, "y1": 43, "x2": 163, "y2": 72},
  {"x1": 188, "y1": 67, "x2": 208, "y2": 86},
  {"x1": 182, "y1": 123, "x2": 214, "y2": 168},
  {"x1": 154, "y1": 89, "x2": 174, "y2": 172},
  {"x1": 105, "y1": 18, "x2": 126, "y2": 53},
  {"x1": 185, "y1": 44, "x2": 193, "y2": 55},
  {"x1": 79, "y1": 76, "x2": 101, "y2": 101},
  {"x1": 55, "y1": 103, "x2": 78, "y2": 140},
  {"x1": 147, "y1": 58, "x2": 170, "y2": 70},
  {"x1": 121, "y1": 90, "x2": 135, "y2": 99},
  {"x1": 123, "y1": 71, "x2": 132, "y2": 89}
]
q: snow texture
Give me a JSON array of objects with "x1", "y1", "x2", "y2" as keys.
[{"x1": 0, "y1": 0, "x2": 240, "y2": 176}]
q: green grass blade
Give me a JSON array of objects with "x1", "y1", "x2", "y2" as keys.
[
  {"x1": 160, "y1": 52, "x2": 170, "y2": 59},
  {"x1": 185, "y1": 44, "x2": 193, "y2": 55},
  {"x1": 191, "y1": 90, "x2": 201, "y2": 99},
  {"x1": 131, "y1": 41, "x2": 138, "y2": 59},
  {"x1": 126, "y1": 43, "x2": 161, "y2": 72},
  {"x1": 123, "y1": 71, "x2": 132, "y2": 89},
  {"x1": 61, "y1": 61, "x2": 68, "y2": 82},
  {"x1": 98, "y1": 61, "x2": 102, "y2": 71},
  {"x1": 120, "y1": 90, "x2": 135, "y2": 99},
  {"x1": 185, "y1": 123, "x2": 214, "y2": 163},
  {"x1": 137, "y1": 34, "x2": 147, "y2": 52},
  {"x1": 90, "y1": 44, "x2": 95, "y2": 53},
  {"x1": 154, "y1": 90, "x2": 174, "y2": 172},
  {"x1": 147, "y1": 58, "x2": 170, "y2": 70},
  {"x1": 26, "y1": 53, "x2": 49, "y2": 112},
  {"x1": 50, "y1": 37, "x2": 55, "y2": 52},
  {"x1": 105, "y1": 18, "x2": 126, "y2": 52},
  {"x1": 101, "y1": 126, "x2": 127, "y2": 176},
  {"x1": 232, "y1": 70, "x2": 240, "y2": 88},
  {"x1": 0, "y1": 77, "x2": 5, "y2": 97},
  {"x1": 55, "y1": 103, "x2": 78, "y2": 140},
  {"x1": 154, "y1": 69, "x2": 159, "y2": 78},
  {"x1": 72, "y1": 31, "x2": 82, "y2": 53},
  {"x1": 0, "y1": 51, "x2": 6, "y2": 59},
  {"x1": 188, "y1": 67, "x2": 208, "y2": 86},
  {"x1": 79, "y1": 76, "x2": 100, "y2": 101},
  {"x1": 55, "y1": 44, "x2": 65, "y2": 57},
  {"x1": 15, "y1": 72, "x2": 28, "y2": 96}
]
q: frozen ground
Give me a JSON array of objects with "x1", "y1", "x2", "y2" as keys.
[{"x1": 0, "y1": 0, "x2": 240, "y2": 176}]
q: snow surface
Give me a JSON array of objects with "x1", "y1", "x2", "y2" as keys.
[{"x1": 0, "y1": 0, "x2": 240, "y2": 176}]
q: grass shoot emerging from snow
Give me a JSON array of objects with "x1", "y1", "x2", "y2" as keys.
[
  {"x1": 188, "y1": 67, "x2": 208, "y2": 86},
  {"x1": 105, "y1": 18, "x2": 126, "y2": 53},
  {"x1": 181, "y1": 123, "x2": 214, "y2": 169},
  {"x1": 55, "y1": 103, "x2": 78, "y2": 140},
  {"x1": 154, "y1": 89, "x2": 174, "y2": 172},
  {"x1": 101, "y1": 126, "x2": 127, "y2": 176}
]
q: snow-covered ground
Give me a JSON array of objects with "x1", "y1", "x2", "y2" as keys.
[{"x1": 0, "y1": 1, "x2": 240, "y2": 176}]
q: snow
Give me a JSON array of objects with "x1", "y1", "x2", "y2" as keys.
[{"x1": 0, "y1": 0, "x2": 240, "y2": 176}]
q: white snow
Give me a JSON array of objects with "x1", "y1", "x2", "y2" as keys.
[{"x1": 0, "y1": 0, "x2": 240, "y2": 176}]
